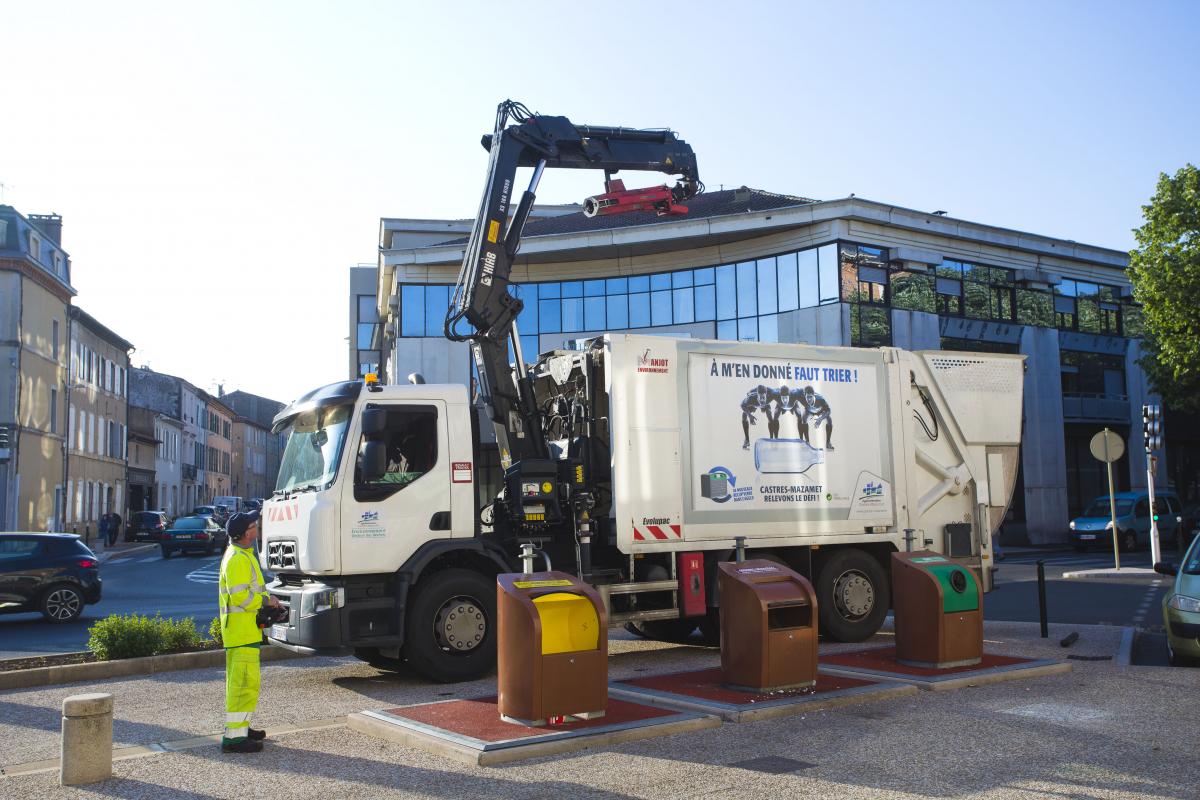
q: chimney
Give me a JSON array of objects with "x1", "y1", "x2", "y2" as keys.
[
  {"x1": 28, "y1": 213, "x2": 63, "y2": 246},
  {"x1": 733, "y1": 186, "x2": 752, "y2": 203}
]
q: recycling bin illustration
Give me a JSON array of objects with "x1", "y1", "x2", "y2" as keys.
[
  {"x1": 718, "y1": 559, "x2": 818, "y2": 690},
  {"x1": 892, "y1": 551, "x2": 983, "y2": 668},
  {"x1": 497, "y1": 571, "x2": 607, "y2": 725}
]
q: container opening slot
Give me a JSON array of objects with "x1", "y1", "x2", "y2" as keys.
[{"x1": 767, "y1": 603, "x2": 811, "y2": 630}]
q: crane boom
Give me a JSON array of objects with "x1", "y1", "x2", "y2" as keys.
[{"x1": 446, "y1": 100, "x2": 700, "y2": 473}]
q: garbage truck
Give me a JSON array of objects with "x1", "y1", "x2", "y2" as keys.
[{"x1": 259, "y1": 102, "x2": 1025, "y2": 681}]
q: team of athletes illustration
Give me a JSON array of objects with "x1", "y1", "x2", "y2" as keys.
[{"x1": 740, "y1": 384, "x2": 834, "y2": 451}]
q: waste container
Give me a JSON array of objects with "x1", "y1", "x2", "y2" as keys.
[
  {"x1": 718, "y1": 559, "x2": 818, "y2": 691},
  {"x1": 892, "y1": 551, "x2": 982, "y2": 668},
  {"x1": 496, "y1": 571, "x2": 607, "y2": 725}
]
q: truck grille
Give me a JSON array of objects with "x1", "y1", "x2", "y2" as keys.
[{"x1": 267, "y1": 540, "x2": 298, "y2": 570}]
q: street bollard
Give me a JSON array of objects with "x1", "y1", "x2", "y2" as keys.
[
  {"x1": 1036, "y1": 560, "x2": 1048, "y2": 639},
  {"x1": 60, "y1": 693, "x2": 113, "y2": 786}
]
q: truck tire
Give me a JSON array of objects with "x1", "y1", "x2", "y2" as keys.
[
  {"x1": 816, "y1": 549, "x2": 889, "y2": 643},
  {"x1": 404, "y1": 568, "x2": 496, "y2": 683}
]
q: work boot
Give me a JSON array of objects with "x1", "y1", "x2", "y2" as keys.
[
  {"x1": 221, "y1": 738, "x2": 264, "y2": 754},
  {"x1": 248, "y1": 728, "x2": 266, "y2": 741}
]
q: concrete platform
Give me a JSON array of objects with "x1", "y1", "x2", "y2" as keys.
[
  {"x1": 609, "y1": 667, "x2": 918, "y2": 722},
  {"x1": 1062, "y1": 567, "x2": 1162, "y2": 582},
  {"x1": 819, "y1": 646, "x2": 1071, "y2": 691},
  {"x1": 347, "y1": 695, "x2": 719, "y2": 766}
]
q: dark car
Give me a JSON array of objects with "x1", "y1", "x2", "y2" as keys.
[
  {"x1": 0, "y1": 533, "x2": 102, "y2": 622},
  {"x1": 161, "y1": 516, "x2": 228, "y2": 558},
  {"x1": 126, "y1": 510, "x2": 168, "y2": 542}
]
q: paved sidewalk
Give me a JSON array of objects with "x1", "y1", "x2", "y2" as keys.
[{"x1": 2, "y1": 622, "x2": 1197, "y2": 799}]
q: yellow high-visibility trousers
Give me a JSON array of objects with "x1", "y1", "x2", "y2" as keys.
[{"x1": 224, "y1": 645, "x2": 261, "y2": 742}]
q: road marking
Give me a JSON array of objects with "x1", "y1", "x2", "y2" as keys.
[
  {"x1": 1132, "y1": 584, "x2": 1161, "y2": 624},
  {"x1": 138, "y1": 556, "x2": 162, "y2": 563},
  {"x1": 186, "y1": 564, "x2": 221, "y2": 585},
  {"x1": 107, "y1": 558, "x2": 132, "y2": 565}
]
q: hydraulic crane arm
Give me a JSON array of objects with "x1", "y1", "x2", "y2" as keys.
[{"x1": 446, "y1": 100, "x2": 700, "y2": 471}]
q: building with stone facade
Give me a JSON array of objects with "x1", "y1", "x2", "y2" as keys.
[
  {"x1": 202, "y1": 393, "x2": 233, "y2": 504},
  {"x1": 126, "y1": 405, "x2": 157, "y2": 516},
  {"x1": 154, "y1": 413, "x2": 183, "y2": 517},
  {"x1": 222, "y1": 389, "x2": 286, "y2": 496},
  {"x1": 65, "y1": 306, "x2": 132, "y2": 536},
  {"x1": 375, "y1": 189, "x2": 1169, "y2": 545},
  {"x1": 231, "y1": 417, "x2": 270, "y2": 503},
  {"x1": 0, "y1": 206, "x2": 74, "y2": 531},
  {"x1": 129, "y1": 368, "x2": 208, "y2": 511}
]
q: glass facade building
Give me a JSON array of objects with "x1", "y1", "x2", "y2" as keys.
[{"x1": 375, "y1": 191, "x2": 1171, "y2": 545}]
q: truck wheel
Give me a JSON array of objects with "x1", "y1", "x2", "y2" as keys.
[
  {"x1": 404, "y1": 568, "x2": 495, "y2": 683},
  {"x1": 816, "y1": 549, "x2": 889, "y2": 642}
]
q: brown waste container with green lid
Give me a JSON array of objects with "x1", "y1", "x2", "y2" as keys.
[
  {"x1": 496, "y1": 571, "x2": 607, "y2": 726},
  {"x1": 718, "y1": 559, "x2": 818, "y2": 691},
  {"x1": 892, "y1": 551, "x2": 983, "y2": 668}
]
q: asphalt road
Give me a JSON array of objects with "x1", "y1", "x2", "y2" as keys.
[
  {"x1": 0, "y1": 545, "x2": 226, "y2": 659},
  {"x1": 0, "y1": 543, "x2": 1180, "y2": 661},
  {"x1": 987, "y1": 548, "x2": 1169, "y2": 628}
]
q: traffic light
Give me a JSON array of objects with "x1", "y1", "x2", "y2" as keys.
[{"x1": 1142, "y1": 404, "x2": 1163, "y2": 452}]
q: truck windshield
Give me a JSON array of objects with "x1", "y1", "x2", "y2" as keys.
[{"x1": 275, "y1": 404, "x2": 353, "y2": 493}]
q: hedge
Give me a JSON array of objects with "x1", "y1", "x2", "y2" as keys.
[{"x1": 86, "y1": 613, "x2": 208, "y2": 661}]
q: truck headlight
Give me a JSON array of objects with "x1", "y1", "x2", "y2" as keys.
[
  {"x1": 300, "y1": 587, "x2": 343, "y2": 618},
  {"x1": 1167, "y1": 595, "x2": 1200, "y2": 614}
]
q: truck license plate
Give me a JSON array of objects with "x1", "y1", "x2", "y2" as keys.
[
  {"x1": 1080, "y1": 534, "x2": 1097, "y2": 540},
  {"x1": 271, "y1": 624, "x2": 288, "y2": 642}
]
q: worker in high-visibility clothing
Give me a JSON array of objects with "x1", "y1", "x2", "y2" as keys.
[{"x1": 218, "y1": 510, "x2": 280, "y2": 754}]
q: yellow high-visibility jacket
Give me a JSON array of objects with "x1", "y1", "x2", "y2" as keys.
[{"x1": 218, "y1": 544, "x2": 268, "y2": 649}]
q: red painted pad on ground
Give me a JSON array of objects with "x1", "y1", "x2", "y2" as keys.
[
  {"x1": 621, "y1": 668, "x2": 876, "y2": 704},
  {"x1": 822, "y1": 646, "x2": 1031, "y2": 676},
  {"x1": 384, "y1": 696, "x2": 673, "y2": 742}
]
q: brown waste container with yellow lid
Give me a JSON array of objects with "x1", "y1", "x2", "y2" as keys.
[
  {"x1": 719, "y1": 559, "x2": 818, "y2": 691},
  {"x1": 497, "y1": 571, "x2": 607, "y2": 725},
  {"x1": 892, "y1": 550, "x2": 983, "y2": 668}
]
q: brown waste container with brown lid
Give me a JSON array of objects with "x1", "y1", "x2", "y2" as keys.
[
  {"x1": 718, "y1": 559, "x2": 818, "y2": 691},
  {"x1": 892, "y1": 550, "x2": 983, "y2": 668},
  {"x1": 496, "y1": 571, "x2": 607, "y2": 725}
]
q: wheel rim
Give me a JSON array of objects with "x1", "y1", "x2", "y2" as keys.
[
  {"x1": 46, "y1": 588, "x2": 82, "y2": 620},
  {"x1": 832, "y1": 569, "x2": 874, "y2": 620},
  {"x1": 433, "y1": 595, "x2": 487, "y2": 653}
]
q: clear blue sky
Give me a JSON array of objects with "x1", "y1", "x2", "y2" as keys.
[{"x1": 2, "y1": 1, "x2": 1197, "y2": 404}]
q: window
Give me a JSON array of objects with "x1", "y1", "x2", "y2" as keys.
[
  {"x1": 356, "y1": 405, "x2": 439, "y2": 501},
  {"x1": 358, "y1": 294, "x2": 380, "y2": 323},
  {"x1": 851, "y1": 304, "x2": 891, "y2": 347},
  {"x1": 1017, "y1": 289, "x2": 1053, "y2": 327},
  {"x1": 50, "y1": 387, "x2": 58, "y2": 433},
  {"x1": 52, "y1": 320, "x2": 59, "y2": 359},
  {"x1": 890, "y1": 268, "x2": 935, "y2": 312},
  {"x1": 29, "y1": 232, "x2": 41, "y2": 261}
]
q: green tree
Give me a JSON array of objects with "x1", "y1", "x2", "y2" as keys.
[{"x1": 1128, "y1": 164, "x2": 1200, "y2": 411}]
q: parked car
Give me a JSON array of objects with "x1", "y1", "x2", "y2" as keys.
[
  {"x1": 1155, "y1": 531, "x2": 1200, "y2": 667},
  {"x1": 1069, "y1": 490, "x2": 1182, "y2": 552},
  {"x1": 160, "y1": 515, "x2": 228, "y2": 558},
  {"x1": 193, "y1": 505, "x2": 230, "y2": 526},
  {"x1": 125, "y1": 510, "x2": 168, "y2": 542},
  {"x1": 0, "y1": 533, "x2": 102, "y2": 622}
]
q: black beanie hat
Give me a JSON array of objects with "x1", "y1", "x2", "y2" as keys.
[{"x1": 227, "y1": 510, "x2": 260, "y2": 540}]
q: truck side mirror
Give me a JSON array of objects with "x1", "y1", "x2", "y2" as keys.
[
  {"x1": 361, "y1": 408, "x2": 387, "y2": 439},
  {"x1": 361, "y1": 440, "x2": 387, "y2": 482}
]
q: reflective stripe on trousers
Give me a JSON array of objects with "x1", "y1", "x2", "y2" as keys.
[{"x1": 224, "y1": 646, "x2": 261, "y2": 741}]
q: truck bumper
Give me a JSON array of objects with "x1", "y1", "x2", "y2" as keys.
[{"x1": 266, "y1": 578, "x2": 351, "y2": 654}]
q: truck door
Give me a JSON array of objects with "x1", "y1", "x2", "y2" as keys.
[{"x1": 341, "y1": 402, "x2": 452, "y2": 572}]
